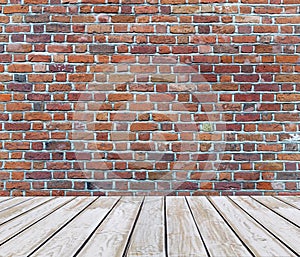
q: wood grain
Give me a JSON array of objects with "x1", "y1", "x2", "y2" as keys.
[
  {"x1": 77, "y1": 197, "x2": 143, "y2": 257},
  {"x1": 187, "y1": 196, "x2": 252, "y2": 257},
  {"x1": 0, "y1": 196, "x2": 297, "y2": 256},
  {"x1": 231, "y1": 196, "x2": 300, "y2": 255},
  {"x1": 0, "y1": 197, "x2": 72, "y2": 244},
  {"x1": 0, "y1": 197, "x2": 31, "y2": 213},
  {"x1": 0, "y1": 197, "x2": 51, "y2": 225},
  {"x1": 210, "y1": 196, "x2": 295, "y2": 257},
  {"x1": 275, "y1": 196, "x2": 300, "y2": 210},
  {"x1": 0, "y1": 198, "x2": 10, "y2": 204},
  {"x1": 0, "y1": 197, "x2": 95, "y2": 257},
  {"x1": 166, "y1": 196, "x2": 207, "y2": 257},
  {"x1": 253, "y1": 196, "x2": 300, "y2": 227},
  {"x1": 31, "y1": 197, "x2": 119, "y2": 257},
  {"x1": 127, "y1": 196, "x2": 165, "y2": 257}
]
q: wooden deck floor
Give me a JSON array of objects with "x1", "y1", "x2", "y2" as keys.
[{"x1": 0, "y1": 196, "x2": 299, "y2": 256}]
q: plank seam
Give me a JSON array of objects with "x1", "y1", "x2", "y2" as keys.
[
  {"x1": 185, "y1": 197, "x2": 211, "y2": 257},
  {"x1": 250, "y1": 196, "x2": 300, "y2": 229},
  {"x1": 274, "y1": 196, "x2": 300, "y2": 211},
  {"x1": 122, "y1": 196, "x2": 145, "y2": 257},
  {"x1": 0, "y1": 198, "x2": 74, "y2": 247},
  {"x1": 0, "y1": 198, "x2": 53, "y2": 227},
  {"x1": 228, "y1": 197, "x2": 300, "y2": 257},
  {"x1": 27, "y1": 197, "x2": 99, "y2": 257},
  {"x1": 164, "y1": 196, "x2": 168, "y2": 257},
  {"x1": 0, "y1": 198, "x2": 12, "y2": 205},
  {"x1": 207, "y1": 197, "x2": 256, "y2": 257},
  {"x1": 0, "y1": 198, "x2": 33, "y2": 214},
  {"x1": 72, "y1": 197, "x2": 122, "y2": 257}
]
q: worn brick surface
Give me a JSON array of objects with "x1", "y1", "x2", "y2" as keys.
[{"x1": 0, "y1": 1, "x2": 300, "y2": 196}]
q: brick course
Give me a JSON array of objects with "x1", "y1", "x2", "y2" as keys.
[{"x1": 0, "y1": 0, "x2": 300, "y2": 196}]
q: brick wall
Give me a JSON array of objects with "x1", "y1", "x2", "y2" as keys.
[{"x1": 1, "y1": 0, "x2": 300, "y2": 196}]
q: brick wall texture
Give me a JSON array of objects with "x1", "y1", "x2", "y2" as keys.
[{"x1": 1, "y1": 0, "x2": 300, "y2": 196}]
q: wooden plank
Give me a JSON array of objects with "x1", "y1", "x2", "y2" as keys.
[
  {"x1": 166, "y1": 196, "x2": 207, "y2": 257},
  {"x1": 187, "y1": 196, "x2": 252, "y2": 257},
  {"x1": 0, "y1": 197, "x2": 31, "y2": 212},
  {"x1": 77, "y1": 197, "x2": 143, "y2": 257},
  {"x1": 0, "y1": 198, "x2": 73, "y2": 244},
  {"x1": 0, "y1": 197, "x2": 96, "y2": 256},
  {"x1": 127, "y1": 196, "x2": 165, "y2": 257},
  {"x1": 209, "y1": 196, "x2": 295, "y2": 257},
  {"x1": 0, "y1": 197, "x2": 51, "y2": 225},
  {"x1": 0, "y1": 197, "x2": 10, "y2": 204},
  {"x1": 31, "y1": 197, "x2": 119, "y2": 257},
  {"x1": 253, "y1": 196, "x2": 300, "y2": 227},
  {"x1": 275, "y1": 196, "x2": 300, "y2": 210},
  {"x1": 230, "y1": 196, "x2": 300, "y2": 255}
]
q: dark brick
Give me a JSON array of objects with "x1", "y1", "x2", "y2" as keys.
[
  {"x1": 148, "y1": 153, "x2": 175, "y2": 161},
  {"x1": 26, "y1": 172, "x2": 51, "y2": 180},
  {"x1": 215, "y1": 182, "x2": 241, "y2": 190},
  {"x1": 27, "y1": 35, "x2": 51, "y2": 43},
  {"x1": 198, "y1": 26, "x2": 210, "y2": 34},
  {"x1": 49, "y1": 64, "x2": 74, "y2": 72},
  {"x1": 7, "y1": 83, "x2": 32, "y2": 92},
  {"x1": 45, "y1": 141, "x2": 71, "y2": 150},
  {"x1": 47, "y1": 181, "x2": 72, "y2": 189},
  {"x1": 34, "y1": 103, "x2": 44, "y2": 111},
  {"x1": 277, "y1": 172, "x2": 300, "y2": 180},
  {"x1": 25, "y1": 14, "x2": 50, "y2": 23},
  {"x1": 33, "y1": 25, "x2": 44, "y2": 33},
  {"x1": 14, "y1": 74, "x2": 27, "y2": 82},
  {"x1": 11, "y1": 34, "x2": 24, "y2": 42},
  {"x1": 25, "y1": 152, "x2": 50, "y2": 160},
  {"x1": 87, "y1": 181, "x2": 113, "y2": 190},
  {"x1": 90, "y1": 45, "x2": 115, "y2": 53},
  {"x1": 46, "y1": 24, "x2": 71, "y2": 33}
]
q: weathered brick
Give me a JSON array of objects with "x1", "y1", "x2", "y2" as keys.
[
  {"x1": 46, "y1": 24, "x2": 71, "y2": 33},
  {"x1": 4, "y1": 5, "x2": 29, "y2": 13},
  {"x1": 111, "y1": 15, "x2": 135, "y2": 23},
  {"x1": 25, "y1": 152, "x2": 50, "y2": 160},
  {"x1": 130, "y1": 123, "x2": 158, "y2": 131},
  {"x1": 5, "y1": 123, "x2": 30, "y2": 131},
  {"x1": 0, "y1": 1, "x2": 299, "y2": 196},
  {"x1": 90, "y1": 45, "x2": 115, "y2": 53},
  {"x1": 25, "y1": 14, "x2": 50, "y2": 23},
  {"x1": 170, "y1": 25, "x2": 195, "y2": 34},
  {"x1": 7, "y1": 44, "x2": 32, "y2": 53}
]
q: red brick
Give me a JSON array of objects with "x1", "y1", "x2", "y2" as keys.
[
  {"x1": 5, "y1": 123, "x2": 30, "y2": 131},
  {"x1": 94, "y1": 6, "x2": 119, "y2": 13},
  {"x1": 131, "y1": 46, "x2": 156, "y2": 54},
  {"x1": 130, "y1": 123, "x2": 158, "y2": 131},
  {"x1": 6, "y1": 182, "x2": 30, "y2": 190},
  {"x1": 68, "y1": 55, "x2": 94, "y2": 63},
  {"x1": 111, "y1": 15, "x2": 135, "y2": 23},
  {"x1": 7, "y1": 44, "x2": 32, "y2": 52},
  {"x1": 215, "y1": 182, "x2": 241, "y2": 190},
  {"x1": 5, "y1": 162, "x2": 31, "y2": 170},
  {"x1": 258, "y1": 124, "x2": 283, "y2": 132},
  {"x1": 25, "y1": 112, "x2": 51, "y2": 121},
  {"x1": 25, "y1": 152, "x2": 50, "y2": 160},
  {"x1": 8, "y1": 64, "x2": 32, "y2": 73},
  {"x1": 48, "y1": 45, "x2": 73, "y2": 53},
  {"x1": 4, "y1": 5, "x2": 29, "y2": 13},
  {"x1": 135, "y1": 6, "x2": 158, "y2": 13},
  {"x1": 69, "y1": 74, "x2": 93, "y2": 82},
  {"x1": 26, "y1": 172, "x2": 51, "y2": 180}
]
